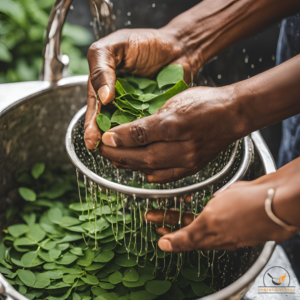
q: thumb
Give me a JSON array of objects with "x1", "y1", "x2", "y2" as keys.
[
  {"x1": 158, "y1": 226, "x2": 195, "y2": 253},
  {"x1": 102, "y1": 113, "x2": 168, "y2": 148},
  {"x1": 87, "y1": 43, "x2": 117, "y2": 105}
]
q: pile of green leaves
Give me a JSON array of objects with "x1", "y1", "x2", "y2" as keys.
[
  {"x1": 0, "y1": 163, "x2": 213, "y2": 300},
  {"x1": 96, "y1": 65, "x2": 188, "y2": 132},
  {"x1": 0, "y1": 0, "x2": 92, "y2": 83}
]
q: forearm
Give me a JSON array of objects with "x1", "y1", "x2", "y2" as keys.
[
  {"x1": 235, "y1": 54, "x2": 300, "y2": 135},
  {"x1": 162, "y1": 0, "x2": 300, "y2": 73}
]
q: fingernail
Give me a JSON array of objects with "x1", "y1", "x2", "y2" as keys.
[
  {"x1": 102, "y1": 132, "x2": 117, "y2": 147},
  {"x1": 98, "y1": 85, "x2": 110, "y2": 104},
  {"x1": 158, "y1": 239, "x2": 172, "y2": 252}
]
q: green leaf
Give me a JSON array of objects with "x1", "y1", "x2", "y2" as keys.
[
  {"x1": 115, "y1": 254, "x2": 137, "y2": 267},
  {"x1": 82, "y1": 218, "x2": 110, "y2": 233},
  {"x1": 18, "y1": 187, "x2": 36, "y2": 201},
  {"x1": 56, "y1": 234, "x2": 82, "y2": 244},
  {"x1": 0, "y1": 43, "x2": 12, "y2": 62},
  {"x1": 148, "y1": 80, "x2": 188, "y2": 114},
  {"x1": 108, "y1": 271, "x2": 123, "y2": 284},
  {"x1": 63, "y1": 273, "x2": 81, "y2": 284},
  {"x1": 81, "y1": 274, "x2": 99, "y2": 285},
  {"x1": 117, "y1": 78, "x2": 136, "y2": 94},
  {"x1": 21, "y1": 251, "x2": 38, "y2": 267},
  {"x1": 123, "y1": 268, "x2": 139, "y2": 282},
  {"x1": 123, "y1": 273, "x2": 154, "y2": 288},
  {"x1": 7, "y1": 224, "x2": 28, "y2": 238},
  {"x1": 70, "y1": 247, "x2": 84, "y2": 256},
  {"x1": 182, "y1": 266, "x2": 206, "y2": 282},
  {"x1": 115, "y1": 80, "x2": 127, "y2": 95},
  {"x1": 49, "y1": 248, "x2": 61, "y2": 260},
  {"x1": 48, "y1": 207, "x2": 63, "y2": 224},
  {"x1": 98, "y1": 282, "x2": 115, "y2": 289},
  {"x1": 14, "y1": 237, "x2": 37, "y2": 247},
  {"x1": 125, "y1": 76, "x2": 157, "y2": 90},
  {"x1": 32, "y1": 273, "x2": 50, "y2": 289},
  {"x1": 73, "y1": 292, "x2": 81, "y2": 300},
  {"x1": 168, "y1": 284, "x2": 185, "y2": 300},
  {"x1": 77, "y1": 248, "x2": 95, "y2": 267},
  {"x1": 94, "y1": 293, "x2": 119, "y2": 300},
  {"x1": 94, "y1": 250, "x2": 114, "y2": 263},
  {"x1": 17, "y1": 269, "x2": 35, "y2": 287},
  {"x1": 130, "y1": 290, "x2": 156, "y2": 300},
  {"x1": 31, "y1": 163, "x2": 45, "y2": 179},
  {"x1": 45, "y1": 271, "x2": 63, "y2": 280},
  {"x1": 60, "y1": 216, "x2": 82, "y2": 227},
  {"x1": 26, "y1": 224, "x2": 46, "y2": 242},
  {"x1": 190, "y1": 281, "x2": 213, "y2": 297},
  {"x1": 85, "y1": 262, "x2": 106, "y2": 271},
  {"x1": 96, "y1": 114, "x2": 111, "y2": 132},
  {"x1": 56, "y1": 253, "x2": 78, "y2": 265},
  {"x1": 69, "y1": 202, "x2": 94, "y2": 211},
  {"x1": 46, "y1": 282, "x2": 71, "y2": 289},
  {"x1": 91, "y1": 286, "x2": 107, "y2": 296},
  {"x1": 156, "y1": 65, "x2": 184, "y2": 89},
  {"x1": 0, "y1": 0, "x2": 26, "y2": 25},
  {"x1": 145, "y1": 280, "x2": 172, "y2": 295},
  {"x1": 111, "y1": 110, "x2": 135, "y2": 125}
]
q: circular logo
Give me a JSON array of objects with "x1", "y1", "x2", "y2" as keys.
[{"x1": 263, "y1": 266, "x2": 290, "y2": 287}]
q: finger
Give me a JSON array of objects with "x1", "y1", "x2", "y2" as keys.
[
  {"x1": 101, "y1": 114, "x2": 166, "y2": 148},
  {"x1": 87, "y1": 41, "x2": 118, "y2": 104},
  {"x1": 84, "y1": 76, "x2": 101, "y2": 150},
  {"x1": 156, "y1": 227, "x2": 171, "y2": 236},
  {"x1": 158, "y1": 227, "x2": 196, "y2": 253},
  {"x1": 147, "y1": 168, "x2": 197, "y2": 184},
  {"x1": 142, "y1": 210, "x2": 194, "y2": 227},
  {"x1": 111, "y1": 161, "x2": 153, "y2": 175},
  {"x1": 99, "y1": 141, "x2": 191, "y2": 170}
]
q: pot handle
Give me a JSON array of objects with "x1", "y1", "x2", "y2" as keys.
[
  {"x1": 41, "y1": 0, "x2": 114, "y2": 83},
  {"x1": 0, "y1": 274, "x2": 28, "y2": 300}
]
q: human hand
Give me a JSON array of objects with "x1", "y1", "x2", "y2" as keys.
[
  {"x1": 99, "y1": 85, "x2": 244, "y2": 183},
  {"x1": 145, "y1": 158, "x2": 300, "y2": 252},
  {"x1": 84, "y1": 28, "x2": 193, "y2": 149}
]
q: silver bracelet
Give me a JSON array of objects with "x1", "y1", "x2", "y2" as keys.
[{"x1": 265, "y1": 189, "x2": 297, "y2": 232}]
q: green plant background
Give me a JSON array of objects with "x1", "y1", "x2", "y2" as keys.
[{"x1": 0, "y1": 0, "x2": 92, "y2": 83}]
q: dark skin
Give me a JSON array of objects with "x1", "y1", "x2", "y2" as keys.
[{"x1": 84, "y1": 0, "x2": 300, "y2": 252}]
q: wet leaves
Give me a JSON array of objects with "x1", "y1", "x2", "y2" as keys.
[
  {"x1": 0, "y1": 163, "x2": 213, "y2": 300},
  {"x1": 96, "y1": 65, "x2": 187, "y2": 133}
]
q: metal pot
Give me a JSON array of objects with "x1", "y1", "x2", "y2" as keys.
[{"x1": 0, "y1": 0, "x2": 277, "y2": 299}]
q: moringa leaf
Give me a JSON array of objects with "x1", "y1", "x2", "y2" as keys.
[
  {"x1": 32, "y1": 273, "x2": 50, "y2": 289},
  {"x1": 123, "y1": 268, "x2": 139, "y2": 282},
  {"x1": 31, "y1": 163, "x2": 45, "y2": 179},
  {"x1": 18, "y1": 187, "x2": 36, "y2": 201},
  {"x1": 115, "y1": 254, "x2": 137, "y2": 267},
  {"x1": 96, "y1": 114, "x2": 111, "y2": 132},
  {"x1": 108, "y1": 271, "x2": 122, "y2": 284},
  {"x1": 17, "y1": 269, "x2": 35, "y2": 287},
  {"x1": 7, "y1": 224, "x2": 28, "y2": 238},
  {"x1": 148, "y1": 80, "x2": 188, "y2": 114},
  {"x1": 145, "y1": 280, "x2": 172, "y2": 295},
  {"x1": 130, "y1": 290, "x2": 156, "y2": 300},
  {"x1": 77, "y1": 248, "x2": 95, "y2": 267},
  {"x1": 156, "y1": 65, "x2": 184, "y2": 89},
  {"x1": 111, "y1": 110, "x2": 135, "y2": 125},
  {"x1": 117, "y1": 78, "x2": 136, "y2": 94},
  {"x1": 94, "y1": 250, "x2": 114, "y2": 263},
  {"x1": 190, "y1": 281, "x2": 213, "y2": 297},
  {"x1": 123, "y1": 273, "x2": 154, "y2": 288}
]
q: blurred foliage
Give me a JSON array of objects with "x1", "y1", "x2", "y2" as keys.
[{"x1": 0, "y1": 0, "x2": 92, "y2": 83}]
